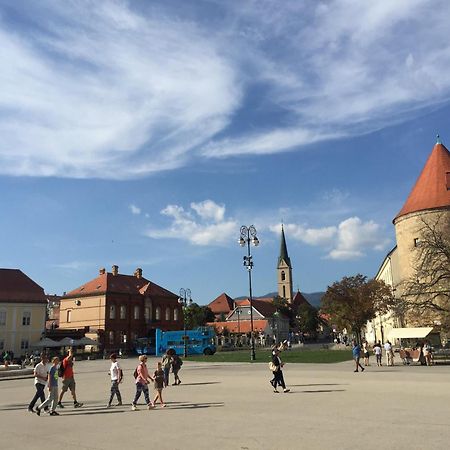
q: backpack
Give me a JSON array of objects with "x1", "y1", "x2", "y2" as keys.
[
  {"x1": 58, "y1": 361, "x2": 65, "y2": 378},
  {"x1": 133, "y1": 366, "x2": 139, "y2": 379}
]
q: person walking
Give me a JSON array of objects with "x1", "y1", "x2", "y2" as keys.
[
  {"x1": 28, "y1": 353, "x2": 49, "y2": 413},
  {"x1": 384, "y1": 341, "x2": 394, "y2": 366},
  {"x1": 171, "y1": 354, "x2": 183, "y2": 385},
  {"x1": 36, "y1": 357, "x2": 60, "y2": 416},
  {"x1": 270, "y1": 348, "x2": 290, "y2": 393},
  {"x1": 362, "y1": 341, "x2": 370, "y2": 366},
  {"x1": 374, "y1": 341, "x2": 382, "y2": 366},
  {"x1": 131, "y1": 355, "x2": 154, "y2": 411},
  {"x1": 352, "y1": 340, "x2": 365, "y2": 373},
  {"x1": 57, "y1": 348, "x2": 83, "y2": 408},
  {"x1": 107, "y1": 353, "x2": 123, "y2": 407},
  {"x1": 153, "y1": 362, "x2": 166, "y2": 408},
  {"x1": 161, "y1": 351, "x2": 173, "y2": 387}
]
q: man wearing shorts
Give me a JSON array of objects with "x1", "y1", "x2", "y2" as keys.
[{"x1": 57, "y1": 348, "x2": 83, "y2": 408}]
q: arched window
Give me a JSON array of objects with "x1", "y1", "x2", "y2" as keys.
[
  {"x1": 174, "y1": 308, "x2": 179, "y2": 321},
  {"x1": 165, "y1": 307, "x2": 171, "y2": 321},
  {"x1": 144, "y1": 307, "x2": 150, "y2": 321},
  {"x1": 109, "y1": 331, "x2": 114, "y2": 344},
  {"x1": 120, "y1": 305, "x2": 126, "y2": 320},
  {"x1": 155, "y1": 306, "x2": 161, "y2": 321},
  {"x1": 134, "y1": 306, "x2": 140, "y2": 320},
  {"x1": 281, "y1": 271, "x2": 286, "y2": 281},
  {"x1": 109, "y1": 305, "x2": 116, "y2": 320},
  {"x1": 67, "y1": 310, "x2": 72, "y2": 323},
  {"x1": 282, "y1": 286, "x2": 286, "y2": 298}
]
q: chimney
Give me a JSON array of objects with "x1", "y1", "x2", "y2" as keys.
[
  {"x1": 112, "y1": 265, "x2": 119, "y2": 276},
  {"x1": 99, "y1": 267, "x2": 106, "y2": 275},
  {"x1": 135, "y1": 268, "x2": 143, "y2": 279}
]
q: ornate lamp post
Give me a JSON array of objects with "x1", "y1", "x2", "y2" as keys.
[
  {"x1": 178, "y1": 288, "x2": 192, "y2": 358},
  {"x1": 239, "y1": 225, "x2": 259, "y2": 361}
]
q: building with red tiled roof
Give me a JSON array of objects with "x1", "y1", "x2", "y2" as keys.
[
  {"x1": 59, "y1": 266, "x2": 181, "y2": 352},
  {"x1": 208, "y1": 292, "x2": 235, "y2": 320},
  {"x1": 0, "y1": 269, "x2": 47, "y2": 356}
]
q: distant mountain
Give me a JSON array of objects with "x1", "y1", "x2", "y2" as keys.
[{"x1": 236, "y1": 291, "x2": 325, "y2": 308}]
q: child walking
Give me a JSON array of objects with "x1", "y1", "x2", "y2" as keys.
[
  {"x1": 153, "y1": 362, "x2": 166, "y2": 408},
  {"x1": 36, "y1": 356, "x2": 60, "y2": 416}
]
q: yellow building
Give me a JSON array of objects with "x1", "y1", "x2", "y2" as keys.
[{"x1": 0, "y1": 269, "x2": 47, "y2": 358}]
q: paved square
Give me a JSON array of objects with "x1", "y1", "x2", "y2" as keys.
[{"x1": 1, "y1": 358, "x2": 449, "y2": 450}]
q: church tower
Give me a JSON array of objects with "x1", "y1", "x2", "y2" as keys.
[{"x1": 277, "y1": 225, "x2": 294, "y2": 303}]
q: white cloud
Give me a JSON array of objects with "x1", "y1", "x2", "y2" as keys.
[
  {"x1": 146, "y1": 200, "x2": 238, "y2": 246},
  {"x1": 271, "y1": 216, "x2": 391, "y2": 260},
  {"x1": 129, "y1": 204, "x2": 141, "y2": 215},
  {"x1": 2, "y1": 1, "x2": 450, "y2": 177}
]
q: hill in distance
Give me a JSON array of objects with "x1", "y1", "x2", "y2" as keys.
[{"x1": 235, "y1": 291, "x2": 325, "y2": 308}]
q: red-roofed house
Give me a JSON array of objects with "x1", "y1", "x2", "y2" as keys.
[
  {"x1": 208, "y1": 292, "x2": 235, "y2": 320},
  {"x1": 59, "y1": 266, "x2": 181, "y2": 353},
  {"x1": 0, "y1": 269, "x2": 47, "y2": 357}
]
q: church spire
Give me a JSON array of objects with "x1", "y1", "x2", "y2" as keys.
[{"x1": 278, "y1": 224, "x2": 291, "y2": 267}]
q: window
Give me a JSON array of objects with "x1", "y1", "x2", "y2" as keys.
[
  {"x1": 0, "y1": 339, "x2": 4, "y2": 350},
  {"x1": 21, "y1": 339, "x2": 29, "y2": 350},
  {"x1": 109, "y1": 305, "x2": 116, "y2": 320},
  {"x1": 0, "y1": 310, "x2": 6, "y2": 326},
  {"x1": 281, "y1": 271, "x2": 286, "y2": 281},
  {"x1": 144, "y1": 307, "x2": 150, "y2": 321},
  {"x1": 134, "y1": 306, "x2": 140, "y2": 320},
  {"x1": 120, "y1": 332, "x2": 127, "y2": 344},
  {"x1": 109, "y1": 331, "x2": 115, "y2": 344},
  {"x1": 67, "y1": 310, "x2": 72, "y2": 323},
  {"x1": 155, "y1": 307, "x2": 161, "y2": 321},
  {"x1": 282, "y1": 286, "x2": 286, "y2": 298},
  {"x1": 165, "y1": 307, "x2": 171, "y2": 321},
  {"x1": 120, "y1": 305, "x2": 126, "y2": 320},
  {"x1": 414, "y1": 238, "x2": 421, "y2": 247},
  {"x1": 174, "y1": 308, "x2": 179, "y2": 321},
  {"x1": 22, "y1": 311, "x2": 31, "y2": 326}
]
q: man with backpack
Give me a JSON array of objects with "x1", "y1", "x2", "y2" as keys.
[{"x1": 57, "y1": 348, "x2": 83, "y2": 408}]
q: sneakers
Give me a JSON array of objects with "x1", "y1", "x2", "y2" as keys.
[
  {"x1": 116, "y1": 402, "x2": 122, "y2": 406},
  {"x1": 131, "y1": 404, "x2": 138, "y2": 411},
  {"x1": 36, "y1": 407, "x2": 41, "y2": 416},
  {"x1": 106, "y1": 404, "x2": 112, "y2": 408},
  {"x1": 361, "y1": 368, "x2": 365, "y2": 372},
  {"x1": 57, "y1": 402, "x2": 64, "y2": 408},
  {"x1": 74, "y1": 402, "x2": 83, "y2": 408},
  {"x1": 273, "y1": 389, "x2": 279, "y2": 393},
  {"x1": 147, "y1": 403, "x2": 154, "y2": 410},
  {"x1": 283, "y1": 389, "x2": 290, "y2": 393},
  {"x1": 27, "y1": 407, "x2": 34, "y2": 413},
  {"x1": 49, "y1": 411, "x2": 60, "y2": 416}
]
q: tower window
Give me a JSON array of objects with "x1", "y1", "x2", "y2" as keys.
[
  {"x1": 281, "y1": 271, "x2": 285, "y2": 281},
  {"x1": 283, "y1": 286, "x2": 286, "y2": 298},
  {"x1": 414, "y1": 238, "x2": 421, "y2": 247}
]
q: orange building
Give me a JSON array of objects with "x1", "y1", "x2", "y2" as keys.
[{"x1": 59, "y1": 266, "x2": 181, "y2": 352}]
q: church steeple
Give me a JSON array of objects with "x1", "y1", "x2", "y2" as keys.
[{"x1": 277, "y1": 224, "x2": 293, "y2": 303}]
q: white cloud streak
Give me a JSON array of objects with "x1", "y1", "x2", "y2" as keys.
[
  {"x1": 1, "y1": 1, "x2": 450, "y2": 177},
  {"x1": 129, "y1": 204, "x2": 141, "y2": 215}
]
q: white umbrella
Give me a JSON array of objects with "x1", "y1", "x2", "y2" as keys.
[
  {"x1": 31, "y1": 337, "x2": 60, "y2": 348},
  {"x1": 58, "y1": 337, "x2": 76, "y2": 346},
  {"x1": 75, "y1": 337, "x2": 98, "y2": 346}
]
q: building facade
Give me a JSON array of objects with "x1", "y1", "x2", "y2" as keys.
[
  {"x1": 59, "y1": 266, "x2": 182, "y2": 352},
  {"x1": 0, "y1": 269, "x2": 47, "y2": 357}
]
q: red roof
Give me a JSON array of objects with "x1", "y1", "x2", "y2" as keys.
[
  {"x1": 394, "y1": 142, "x2": 450, "y2": 221},
  {"x1": 236, "y1": 298, "x2": 278, "y2": 317},
  {"x1": 208, "y1": 292, "x2": 234, "y2": 314},
  {"x1": 64, "y1": 272, "x2": 177, "y2": 299},
  {"x1": 292, "y1": 291, "x2": 313, "y2": 309},
  {"x1": 208, "y1": 320, "x2": 269, "y2": 334},
  {"x1": 0, "y1": 269, "x2": 47, "y2": 303}
]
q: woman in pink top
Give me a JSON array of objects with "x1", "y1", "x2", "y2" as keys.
[{"x1": 132, "y1": 355, "x2": 154, "y2": 410}]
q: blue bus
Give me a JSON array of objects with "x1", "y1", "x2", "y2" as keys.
[{"x1": 134, "y1": 327, "x2": 216, "y2": 356}]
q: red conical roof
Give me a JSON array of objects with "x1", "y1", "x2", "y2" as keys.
[{"x1": 394, "y1": 141, "x2": 450, "y2": 222}]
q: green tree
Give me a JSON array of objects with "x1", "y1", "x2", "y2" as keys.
[
  {"x1": 296, "y1": 303, "x2": 319, "y2": 336},
  {"x1": 184, "y1": 303, "x2": 215, "y2": 329},
  {"x1": 321, "y1": 274, "x2": 394, "y2": 342},
  {"x1": 272, "y1": 295, "x2": 296, "y2": 328}
]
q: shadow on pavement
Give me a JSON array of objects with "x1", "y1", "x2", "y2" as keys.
[
  {"x1": 162, "y1": 402, "x2": 224, "y2": 410},
  {"x1": 176, "y1": 382, "x2": 221, "y2": 386},
  {"x1": 289, "y1": 383, "x2": 348, "y2": 387}
]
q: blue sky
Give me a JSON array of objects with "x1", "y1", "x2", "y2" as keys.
[{"x1": 1, "y1": 0, "x2": 450, "y2": 304}]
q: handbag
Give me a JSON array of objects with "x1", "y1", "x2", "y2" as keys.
[{"x1": 269, "y1": 361, "x2": 279, "y2": 372}]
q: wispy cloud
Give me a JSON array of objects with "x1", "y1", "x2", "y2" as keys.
[
  {"x1": 145, "y1": 200, "x2": 238, "y2": 246},
  {"x1": 1, "y1": 1, "x2": 450, "y2": 178},
  {"x1": 271, "y1": 217, "x2": 391, "y2": 260},
  {"x1": 129, "y1": 204, "x2": 141, "y2": 215}
]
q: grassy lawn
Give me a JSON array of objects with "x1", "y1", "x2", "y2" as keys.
[{"x1": 186, "y1": 348, "x2": 353, "y2": 364}]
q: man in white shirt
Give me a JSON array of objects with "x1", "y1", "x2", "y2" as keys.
[
  {"x1": 28, "y1": 353, "x2": 49, "y2": 413},
  {"x1": 384, "y1": 341, "x2": 394, "y2": 366},
  {"x1": 107, "y1": 353, "x2": 123, "y2": 407}
]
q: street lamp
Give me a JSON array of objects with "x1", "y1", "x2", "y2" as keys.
[
  {"x1": 239, "y1": 225, "x2": 259, "y2": 361},
  {"x1": 178, "y1": 288, "x2": 192, "y2": 358}
]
